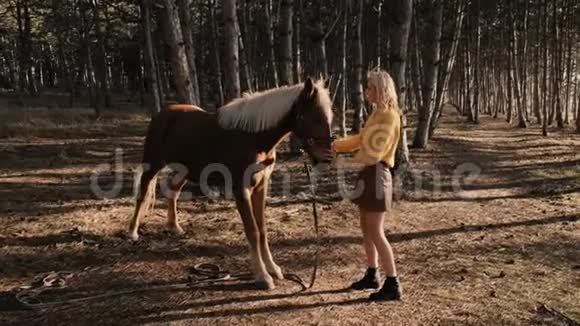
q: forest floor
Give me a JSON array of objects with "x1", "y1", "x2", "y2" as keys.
[{"x1": 0, "y1": 101, "x2": 579, "y2": 326}]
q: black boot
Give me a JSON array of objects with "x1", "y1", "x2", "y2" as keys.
[
  {"x1": 350, "y1": 268, "x2": 379, "y2": 290},
  {"x1": 369, "y1": 276, "x2": 402, "y2": 301}
]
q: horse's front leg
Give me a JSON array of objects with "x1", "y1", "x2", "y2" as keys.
[
  {"x1": 235, "y1": 188, "x2": 275, "y2": 290},
  {"x1": 252, "y1": 181, "x2": 283, "y2": 280}
]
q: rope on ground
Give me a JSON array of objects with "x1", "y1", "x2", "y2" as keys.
[{"x1": 13, "y1": 263, "x2": 315, "y2": 311}]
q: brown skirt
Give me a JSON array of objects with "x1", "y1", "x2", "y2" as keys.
[{"x1": 350, "y1": 163, "x2": 392, "y2": 212}]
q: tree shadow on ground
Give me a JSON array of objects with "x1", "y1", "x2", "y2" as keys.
[{"x1": 1, "y1": 213, "x2": 577, "y2": 278}]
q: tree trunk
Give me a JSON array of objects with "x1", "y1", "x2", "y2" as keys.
[
  {"x1": 293, "y1": 1, "x2": 302, "y2": 84},
  {"x1": 413, "y1": 0, "x2": 443, "y2": 148},
  {"x1": 79, "y1": 2, "x2": 98, "y2": 114},
  {"x1": 542, "y1": 0, "x2": 548, "y2": 136},
  {"x1": 390, "y1": 0, "x2": 413, "y2": 171},
  {"x1": 376, "y1": 2, "x2": 382, "y2": 68},
  {"x1": 563, "y1": 0, "x2": 572, "y2": 125},
  {"x1": 472, "y1": 0, "x2": 481, "y2": 124},
  {"x1": 238, "y1": 22, "x2": 252, "y2": 93},
  {"x1": 553, "y1": 0, "x2": 564, "y2": 128},
  {"x1": 15, "y1": 0, "x2": 33, "y2": 96},
  {"x1": 410, "y1": 14, "x2": 423, "y2": 112},
  {"x1": 338, "y1": 0, "x2": 348, "y2": 137},
  {"x1": 265, "y1": 0, "x2": 279, "y2": 87},
  {"x1": 141, "y1": 0, "x2": 162, "y2": 114},
  {"x1": 162, "y1": 0, "x2": 197, "y2": 104},
  {"x1": 312, "y1": 21, "x2": 328, "y2": 79},
  {"x1": 520, "y1": 0, "x2": 530, "y2": 124},
  {"x1": 238, "y1": 1, "x2": 252, "y2": 93},
  {"x1": 576, "y1": 78, "x2": 580, "y2": 133},
  {"x1": 15, "y1": 0, "x2": 25, "y2": 94},
  {"x1": 429, "y1": 0, "x2": 464, "y2": 138},
  {"x1": 22, "y1": 0, "x2": 37, "y2": 95},
  {"x1": 510, "y1": 0, "x2": 526, "y2": 128},
  {"x1": 464, "y1": 27, "x2": 474, "y2": 121},
  {"x1": 209, "y1": 0, "x2": 224, "y2": 106},
  {"x1": 533, "y1": 0, "x2": 542, "y2": 125},
  {"x1": 223, "y1": 0, "x2": 241, "y2": 103},
  {"x1": 351, "y1": 0, "x2": 365, "y2": 133},
  {"x1": 177, "y1": 0, "x2": 201, "y2": 104},
  {"x1": 279, "y1": 0, "x2": 294, "y2": 86},
  {"x1": 93, "y1": 0, "x2": 112, "y2": 109}
]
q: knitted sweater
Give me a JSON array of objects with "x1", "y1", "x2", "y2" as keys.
[{"x1": 333, "y1": 106, "x2": 401, "y2": 168}]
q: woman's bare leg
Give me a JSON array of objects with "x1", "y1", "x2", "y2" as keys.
[
  {"x1": 359, "y1": 208, "x2": 378, "y2": 268},
  {"x1": 364, "y1": 211, "x2": 397, "y2": 277}
]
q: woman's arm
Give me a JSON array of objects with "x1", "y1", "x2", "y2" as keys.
[{"x1": 333, "y1": 134, "x2": 361, "y2": 153}]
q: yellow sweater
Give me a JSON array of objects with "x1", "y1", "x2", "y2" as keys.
[{"x1": 333, "y1": 107, "x2": 401, "y2": 168}]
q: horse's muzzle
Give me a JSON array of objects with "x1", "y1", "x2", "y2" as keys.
[{"x1": 304, "y1": 142, "x2": 334, "y2": 164}]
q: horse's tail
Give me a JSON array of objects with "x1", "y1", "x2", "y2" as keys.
[
  {"x1": 138, "y1": 109, "x2": 174, "y2": 209},
  {"x1": 133, "y1": 164, "x2": 143, "y2": 202},
  {"x1": 142, "y1": 110, "x2": 171, "y2": 165}
]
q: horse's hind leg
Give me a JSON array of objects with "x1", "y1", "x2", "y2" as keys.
[
  {"x1": 128, "y1": 167, "x2": 161, "y2": 241},
  {"x1": 166, "y1": 172, "x2": 187, "y2": 235}
]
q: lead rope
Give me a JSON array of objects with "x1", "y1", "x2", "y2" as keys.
[
  {"x1": 12, "y1": 160, "x2": 321, "y2": 311},
  {"x1": 283, "y1": 160, "x2": 320, "y2": 289},
  {"x1": 303, "y1": 160, "x2": 320, "y2": 289}
]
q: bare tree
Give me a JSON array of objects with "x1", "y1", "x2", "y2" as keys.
[
  {"x1": 577, "y1": 73, "x2": 580, "y2": 133},
  {"x1": 389, "y1": 0, "x2": 413, "y2": 170},
  {"x1": 509, "y1": 0, "x2": 526, "y2": 128},
  {"x1": 542, "y1": 0, "x2": 548, "y2": 136},
  {"x1": 338, "y1": 0, "x2": 348, "y2": 137},
  {"x1": 351, "y1": 0, "x2": 365, "y2": 133},
  {"x1": 177, "y1": 0, "x2": 201, "y2": 104},
  {"x1": 141, "y1": 0, "x2": 162, "y2": 113},
  {"x1": 413, "y1": 0, "x2": 443, "y2": 148},
  {"x1": 279, "y1": 0, "x2": 294, "y2": 85},
  {"x1": 208, "y1": 0, "x2": 224, "y2": 106},
  {"x1": 472, "y1": 0, "x2": 480, "y2": 124},
  {"x1": 429, "y1": 0, "x2": 464, "y2": 138},
  {"x1": 92, "y1": 0, "x2": 111, "y2": 109},
  {"x1": 162, "y1": 0, "x2": 197, "y2": 105},
  {"x1": 293, "y1": 0, "x2": 302, "y2": 83},
  {"x1": 223, "y1": 0, "x2": 241, "y2": 102},
  {"x1": 238, "y1": 0, "x2": 252, "y2": 92},
  {"x1": 300, "y1": 1, "x2": 342, "y2": 79},
  {"x1": 553, "y1": 0, "x2": 564, "y2": 128},
  {"x1": 265, "y1": 0, "x2": 279, "y2": 87}
]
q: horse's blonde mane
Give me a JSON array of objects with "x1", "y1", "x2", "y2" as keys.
[{"x1": 217, "y1": 80, "x2": 332, "y2": 133}]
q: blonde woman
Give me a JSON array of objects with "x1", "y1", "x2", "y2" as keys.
[{"x1": 333, "y1": 70, "x2": 402, "y2": 301}]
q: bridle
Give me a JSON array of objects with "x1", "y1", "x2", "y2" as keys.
[{"x1": 293, "y1": 108, "x2": 335, "y2": 152}]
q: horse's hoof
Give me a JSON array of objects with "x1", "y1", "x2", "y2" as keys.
[
  {"x1": 268, "y1": 265, "x2": 284, "y2": 280},
  {"x1": 168, "y1": 224, "x2": 185, "y2": 235},
  {"x1": 255, "y1": 278, "x2": 275, "y2": 290},
  {"x1": 128, "y1": 231, "x2": 139, "y2": 241}
]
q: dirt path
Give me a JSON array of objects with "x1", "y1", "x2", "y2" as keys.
[{"x1": 1, "y1": 109, "x2": 578, "y2": 325}]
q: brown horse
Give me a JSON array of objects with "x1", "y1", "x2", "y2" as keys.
[{"x1": 128, "y1": 78, "x2": 334, "y2": 289}]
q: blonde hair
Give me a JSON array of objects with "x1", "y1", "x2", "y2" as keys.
[{"x1": 366, "y1": 69, "x2": 401, "y2": 113}]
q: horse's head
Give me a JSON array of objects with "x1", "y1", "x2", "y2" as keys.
[{"x1": 291, "y1": 78, "x2": 335, "y2": 164}]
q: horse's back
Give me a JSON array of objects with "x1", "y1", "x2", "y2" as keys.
[{"x1": 167, "y1": 104, "x2": 205, "y2": 112}]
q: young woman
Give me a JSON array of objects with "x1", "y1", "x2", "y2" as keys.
[{"x1": 333, "y1": 70, "x2": 402, "y2": 301}]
